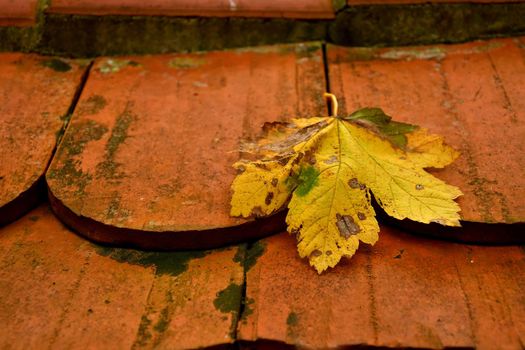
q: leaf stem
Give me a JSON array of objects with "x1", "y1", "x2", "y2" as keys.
[{"x1": 323, "y1": 93, "x2": 338, "y2": 118}]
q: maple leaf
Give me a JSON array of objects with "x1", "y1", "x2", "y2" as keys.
[{"x1": 231, "y1": 94, "x2": 462, "y2": 273}]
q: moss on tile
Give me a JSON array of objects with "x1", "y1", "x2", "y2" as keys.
[
  {"x1": 40, "y1": 58, "x2": 72, "y2": 72},
  {"x1": 214, "y1": 282, "x2": 243, "y2": 338},
  {"x1": 286, "y1": 312, "x2": 298, "y2": 326},
  {"x1": 94, "y1": 246, "x2": 209, "y2": 276},
  {"x1": 96, "y1": 109, "x2": 135, "y2": 180},
  {"x1": 329, "y1": 3, "x2": 525, "y2": 47},
  {"x1": 168, "y1": 57, "x2": 206, "y2": 69},
  {"x1": 37, "y1": 14, "x2": 327, "y2": 57},
  {"x1": 244, "y1": 241, "x2": 266, "y2": 272},
  {"x1": 76, "y1": 95, "x2": 107, "y2": 116}
]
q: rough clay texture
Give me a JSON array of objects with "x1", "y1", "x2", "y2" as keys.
[
  {"x1": 238, "y1": 230, "x2": 525, "y2": 349},
  {"x1": 328, "y1": 37, "x2": 525, "y2": 224},
  {"x1": 46, "y1": 43, "x2": 326, "y2": 234},
  {"x1": 0, "y1": 204, "x2": 245, "y2": 349},
  {"x1": 0, "y1": 54, "x2": 86, "y2": 212},
  {"x1": 0, "y1": 0, "x2": 38, "y2": 26},
  {"x1": 48, "y1": 0, "x2": 335, "y2": 19}
]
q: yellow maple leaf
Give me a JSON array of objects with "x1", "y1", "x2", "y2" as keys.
[{"x1": 231, "y1": 93, "x2": 462, "y2": 273}]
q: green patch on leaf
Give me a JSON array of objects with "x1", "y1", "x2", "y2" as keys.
[
  {"x1": 345, "y1": 107, "x2": 418, "y2": 149},
  {"x1": 295, "y1": 165, "x2": 320, "y2": 197}
]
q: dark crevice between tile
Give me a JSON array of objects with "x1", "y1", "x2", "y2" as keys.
[
  {"x1": 54, "y1": 59, "x2": 94, "y2": 146},
  {"x1": 233, "y1": 241, "x2": 267, "y2": 346}
]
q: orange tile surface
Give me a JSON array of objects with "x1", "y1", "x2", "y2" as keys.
[
  {"x1": 347, "y1": 0, "x2": 524, "y2": 4},
  {"x1": 0, "y1": 0, "x2": 38, "y2": 26},
  {"x1": 0, "y1": 54, "x2": 87, "y2": 225},
  {"x1": 48, "y1": 0, "x2": 335, "y2": 19},
  {"x1": 46, "y1": 43, "x2": 326, "y2": 249},
  {"x1": 0, "y1": 204, "x2": 245, "y2": 349},
  {"x1": 328, "y1": 38, "x2": 525, "y2": 226},
  {"x1": 238, "y1": 231, "x2": 525, "y2": 349}
]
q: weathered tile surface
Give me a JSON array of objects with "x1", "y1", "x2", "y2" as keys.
[
  {"x1": 0, "y1": 0, "x2": 38, "y2": 26},
  {"x1": 0, "y1": 204, "x2": 245, "y2": 349},
  {"x1": 46, "y1": 43, "x2": 326, "y2": 249},
  {"x1": 328, "y1": 37, "x2": 525, "y2": 232},
  {"x1": 0, "y1": 54, "x2": 87, "y2": 225},
  {"x1": 347, "y1": 0, "x2": 523, "y2": 3},
  {"x1": 238, "y1": 231, "x2": 525, "y2": 349},
  {"x1": 48, "y1": 0, "x2": 335, "y2": 19}
]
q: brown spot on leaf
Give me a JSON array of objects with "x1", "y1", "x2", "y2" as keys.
[
  {"x1": 324, "y1": 155, "x2": 338, "y2": 165},
  {"x1": 254, "y1": 162, "x2": 269, "y2": 170},
  {"x1": 416, "y1": 184, "x2": 424, "y2": 190},
  {"x1": 310, "y1": 249, "x2": 322, "y2": 258},
  {"x1": 271, "y1": 178, "x2": 278, "y2": 187},
  {"x1": 359, "y1": 183, "x2": 366, "y2": 190},
  {"x1": 326, "y1": 250, "x2": 333, "y2": 256},
  {"x1": 348, "y1": 178, "x2": 359, "y2": 189},
  {"x1": 265, "y1": 192, "x2": 274, "y2": 205},
  {"x1": 336, "y1": 214, "x2": 361, "y2": 239},
  {"x1": 357, "y1": 212, "x2": 366, "y2": 220},
  {"x1": 251, "y1": 206, "x2": 264, "y2": 218},
  {"x1": 277, "y1": 153, "x2": 293, "y2": 166},
  {"x1": 303, "y1": 150, "x2": 317, "y2": 165}
]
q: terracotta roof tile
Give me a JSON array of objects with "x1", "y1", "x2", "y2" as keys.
[
  {"x1": 238, "y1": 230, "x2": 525, "y2": 348},
  {"x1": 48, "y1": 0, "x2": 335, "y2": 19},
  {"x1": 328, "y1": 37, "x2": 525, "y2": 240},
  {"x1": 0, "y1": 0, "x2": 38, "y2": 26},
  {"x1": 0, "y1": 54, "x2": 87, "y2": 225},
  {"x1": 0, "y1": 204, "x2": 245, "y2": 348},
  {"x1": 46, "y1": 43, "x2": 326, "y2": 249}
]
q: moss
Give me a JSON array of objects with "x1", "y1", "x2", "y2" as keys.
[
  {"x1": 244, "y1": 241, "x2": 266, "y2": 272},
  {"x1": 233, "y1": 245, "x2": 246, "y2": 266},
  {"x1": 40, "y1": 58, "x2": 71, "y2": 72},
  {"x1": 2, "y1": 3, "x2": 525, "y2": 56},
  {"x1": 134, "y1": 314, "x2": 153, "y2": 347},
  {"x1": 168, "y1": 57, "x2": 206, "y2": 69},
  {"x1": 214, "y1": 283, "x2": 243, "y2": 314},
  {"x1": 48, "y1": 119, "x2": 107, "y2": 197},
  {"x1": 47, "y1": 159, "x2": 92, "y2": 196},
  {"x1": 105, "y1": 192, "x2": 120, "y2": 219},
  {"x1": 60, "y1": 120, "x2": 108, "y2": 156},
  {"x1": 77, "y1": 95, "x2": 107, "y2": 116},
  {"x1": 0, "y1": 0, "x2": 49, "y2": 52},
  {"x1": 98, "y1": 58, "x2": 141, "y2": 74},
  {"x1": 96, "y1": 110, "x2": 135, "y2": 179},
  {"x1": 153, "y1": 307, "x2": 170, "y2": 333},
  {"x1": 286, "y1": 312, "x2": 298, "y2": 326},
  {"x1": 241, "y1": 297, "x2": 255, "y2": 321},
  {"x1": 107, "y1": 112, "x2": 134, "y2": 157},
  {"x1": 214, "y1": 283, "x2": 243, "y2": 338},
  {"x1": 38, "y1": 14, "x2": 327, "y2": 57},
  {"x1": 330, "y1": 3, "x2": 525, "y2": 47},
  {"x1": 94, "y1": 246, "x2": 209, "y2": 276},
  {"x1": 233, "y1": 241, "x2": 266, "y2": 272}
]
